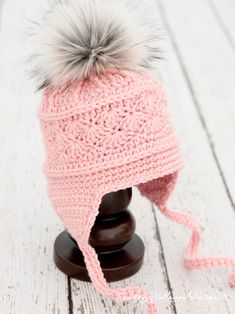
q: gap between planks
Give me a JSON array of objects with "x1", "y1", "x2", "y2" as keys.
[
  {"x1": 207, "y1": 0, "x2": 235, "y2": 54},
  {"x1": 156, "y1": 0, "x2": 235, "y2": 212}
]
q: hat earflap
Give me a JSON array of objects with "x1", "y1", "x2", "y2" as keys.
[{"x1": 138, "y1": 173, "x2": 235, "y2": 288}]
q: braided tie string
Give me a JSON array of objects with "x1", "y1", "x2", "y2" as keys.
[
  {"x1": 80, "y1": 242, "x2": 158, "y2": 314},
  {"x1": 158, "y1": 205, "x2": 235, "y2": 287}
]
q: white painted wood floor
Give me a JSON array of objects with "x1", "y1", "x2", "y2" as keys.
[{"x1": 1, "y1": 0, "x2": 235, "y2": 313}]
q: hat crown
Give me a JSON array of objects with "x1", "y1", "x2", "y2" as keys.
[
  {"x1": 39, "y1": 71, "x2": 178, "y2": 175},
  {"x1": 39, "y1": 70, "x2": 158, "y2": 120}
]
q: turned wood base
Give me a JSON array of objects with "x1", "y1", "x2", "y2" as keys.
[
  {"x1": 54, "y1": 230, "x2": 144, "y2": 282},
  {"x1": 53, "y1": 188, "x2": 145, "y2": 282}
]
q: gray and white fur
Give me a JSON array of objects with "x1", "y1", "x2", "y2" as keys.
[{"x1": 33, "y1": 0, "x2": 162, "y2": 88}]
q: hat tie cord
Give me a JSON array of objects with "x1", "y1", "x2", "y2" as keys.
[{"x1": 158, "y1": 205, "x2": 235, "y2": 287}]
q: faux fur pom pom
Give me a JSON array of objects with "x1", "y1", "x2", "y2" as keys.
[{"x1": 34, "y1": 0, "x2": 161, "y2": 88}]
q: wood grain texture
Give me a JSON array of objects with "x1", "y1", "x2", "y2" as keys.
[
  {"x1": 157, "y1": 0, "x2": 235, "y2": 203},
  {"x1": 0, "y1": 1, "x2": 69, "y2": 314},
  {"x1": 154, "y1": 0, "x2": 235, "y2": 312},
  {"x1": 1, "y1": 0, "x2": 235, "y2": 313},
  {"x1": 0, "y1": 78, "x2": 70, "y2": 313},
  {"x1": 208, "y1": 0, "x2": 235, "y2": 52}
]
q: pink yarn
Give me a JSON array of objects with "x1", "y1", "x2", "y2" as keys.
[
  {"x1": 159, "y1": 205, "x2": 235, "y2": 286},
  {"x1": 39, "y1": 70, "x2": 235, "y2": 313}
]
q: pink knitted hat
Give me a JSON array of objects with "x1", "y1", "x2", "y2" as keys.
[{"x1": 35, "y1": 1, "x2": 235, "y2": 313}]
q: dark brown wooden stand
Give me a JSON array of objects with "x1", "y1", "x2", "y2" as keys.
[{"x1": 54, "y1": 188, "x2": 145, "y2": 282}]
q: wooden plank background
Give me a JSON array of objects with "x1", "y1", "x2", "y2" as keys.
[{"x1": 0, "y1": 0, "x2": 235, "y2": 313}]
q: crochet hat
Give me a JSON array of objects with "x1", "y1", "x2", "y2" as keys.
[{"x1": 35, "y1": 0, "x2": 235, "y2": 313}]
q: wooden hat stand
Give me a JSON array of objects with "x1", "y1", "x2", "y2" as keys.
[{"x1": 54, "y1": 188, "x2": 145, "y2": 282}]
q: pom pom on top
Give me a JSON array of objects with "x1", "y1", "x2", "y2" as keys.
[{"x1": 34, "y1": 0, "x2": 162, "y2": 88}]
